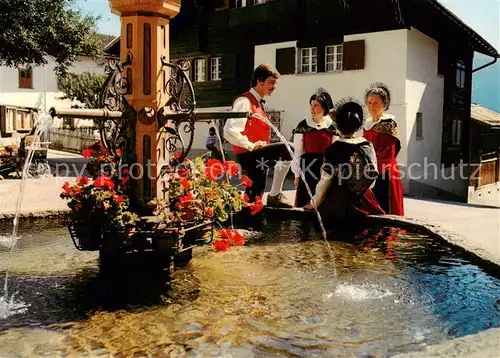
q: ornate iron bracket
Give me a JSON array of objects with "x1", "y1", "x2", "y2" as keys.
[
  {"x1": 157, "y1": 57, "x2": 197, "y2": 166},
  {"x1": 98, "y1": 51, "x2": 135, "y2": 155}
]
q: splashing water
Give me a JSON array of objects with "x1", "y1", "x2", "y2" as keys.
[
  {"x1": 1, "y1": 113, "x2": 52, "y2": 318},
  {"x1": 252, "y1": 114, "x2": 336, "y2": 274}
]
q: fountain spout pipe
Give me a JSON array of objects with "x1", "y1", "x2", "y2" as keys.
[{"x1": 48, "y1": 107, "x2": 123, "y2": 120}]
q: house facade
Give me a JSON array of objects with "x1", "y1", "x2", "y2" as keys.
[
  {"x1": 107, "y1": 0, "x2": 499, "y2": 200},
  {"x1": 467, "y1": 104, "x2": 500, "y2": 207}
]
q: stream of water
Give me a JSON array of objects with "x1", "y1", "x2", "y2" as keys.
[{"x1": 0, "y1": 113, "x2": 52, "y2": 319}]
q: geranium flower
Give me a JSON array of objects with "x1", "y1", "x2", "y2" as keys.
[
  {"x1": 94, "y1": 176, "x2": 115, "y2": 191},
  {"x1": 249, "y1": 196, "x2": 264, "y2": 215},
  {"x1": 181, "y1": 179, "x2": 190, "y2": 189},
  {"x1": 205, "y1": 207, "x2": 214, "y2": 217},
  {"x1": 62, "y1": 181, "x2": 71, "y2": 194},
  {"x1": 241, "y1": 175, "x2": 253, "y2": 188},
  {"x1": 213, "y1": 240, "x2": 230, "y2": 252},
  {"x1": 223, "y1": 161, "x2": 240, "y2": 177},
  {"x1": 205, "y1": 159, "x2": 224, "y2": 181},
  {"x1": 178, "y1": 192, "x2": 194, "y2": 208},
  {"x1": 82, "y1": 149, "x2": 92, "y2": 158},
  {"x1": 76, "y1": 176, "x2": 89, "y2": 186}
]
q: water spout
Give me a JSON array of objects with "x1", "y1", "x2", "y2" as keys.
[
  {"x1": 251, "y1": 114, "x2": 336, "y2": 274},
  {"x1": 1, "y1": 112, "x2": 52, "y2": 317}
]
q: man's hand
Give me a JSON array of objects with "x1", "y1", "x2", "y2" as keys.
[
  {"x1": 252, "y1": 141, "x2": 267, "y2": 151},
  {"x1": 303, "y1": 203, "x2": 315, "y2": 210},
  {"x1": 294, "y1": 177, "x2": 300, "y2": 189}
]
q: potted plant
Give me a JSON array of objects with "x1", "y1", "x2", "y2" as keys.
[
  {"x1": 61, "y1": 141, "x2": 138, "y2": 250},
  {"x1": 149, "y1": 155, "x2": 264, "y2": 247}
]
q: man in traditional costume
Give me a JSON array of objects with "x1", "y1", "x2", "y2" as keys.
[{"x1": 224, "y1": 64, "x2": 293, "y2": 208}]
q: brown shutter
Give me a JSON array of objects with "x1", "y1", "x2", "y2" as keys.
[
  {"x1": 275, "y1": 47, "x2": 296, "y2": 75},
  {"x1": 222, "y1": 53, "x2": 237, "y2": 80},
  {"x1": 343, "y1": 40, "x2": 365, "y2": 71}
]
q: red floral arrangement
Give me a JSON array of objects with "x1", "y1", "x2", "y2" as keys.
[
  {"x1": 150, "y1": 155, "x2": 264, "y2": 248},
  {"x1": 61, "y1": 141, "x2": 138, "y2": 241}
]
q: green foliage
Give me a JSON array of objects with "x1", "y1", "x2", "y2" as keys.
[
  {"x1": 57, "y1": 72, "x2": 107, "y2": 108},
  {"x1": 0, "y1": 0, "x2": 104, "y2": 74}
]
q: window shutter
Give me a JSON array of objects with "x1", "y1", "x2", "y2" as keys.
[
  {"x1": 222, "y1": 53, "x2": 237, "y2": 79},
  {"x1": 275, "y1": 47, "x2": 296, "y2": 75},
  {"x1": 343, "y1": 40, "x2": 365, "y2": 71}
]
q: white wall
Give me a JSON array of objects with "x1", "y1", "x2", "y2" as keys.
[
  {"x1": 181, "y1": 106, "x2": 232, "y2": 152},
  {"x1": 0, "y1": 56, "x2": 105, "y2": 116},
  {"x1": 254, "y1": 30, "x2": 408, "y2": 151},
  {"x1": 404, "y1": 28, "x2": 465, "y2": 198}
]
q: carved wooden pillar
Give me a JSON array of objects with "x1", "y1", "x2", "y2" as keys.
[{"x1": 109, "y1": 0, "x2": 181, "y2": 202}]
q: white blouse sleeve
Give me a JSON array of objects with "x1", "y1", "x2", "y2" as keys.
[
  {"x1": 291, "y1": 133, "x2": 304, "y2": 177},
  {"x1": 311, "y1": 169, "x2": 333, "y2": 207}
]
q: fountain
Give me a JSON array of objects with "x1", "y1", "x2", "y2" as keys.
[{"x1": 1, "y1": 1, "x2": 500, "y2": 356}]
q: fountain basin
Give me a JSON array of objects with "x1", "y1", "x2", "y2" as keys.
[{"x1": 0, "y1": 217, "x2": 499, "y2": 357}]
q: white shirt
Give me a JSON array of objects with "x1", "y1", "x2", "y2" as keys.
[
  {"x1": 223, "y1": 88, "x2": 264, "y2": 152},
  {"x1": 291, "y1": 115, "x2": 339, "y2": 177},
  {"x1": 363, "y1": 113, "x2": 396, "y2": 131}
]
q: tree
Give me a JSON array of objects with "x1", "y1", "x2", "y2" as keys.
[
  {"x1": 57, "y1": 72, "x2": 107, "y2": 108},
  {"x1": 0, "y1": 0, "x2": 104, "y2": 74}
]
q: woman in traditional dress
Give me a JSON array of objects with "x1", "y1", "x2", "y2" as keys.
[
  {"x1": 363, "y1": 82, "x2": 404, "y2": 216},
  {"x1": 304, "y1": 99, "x2": 385, "y2": 221},
  {"x1": 292, "y1": 89, "x2": 339, "y2": 207}
]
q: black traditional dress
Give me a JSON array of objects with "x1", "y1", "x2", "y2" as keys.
[
  {"x1": 292, "y1": 116, "x2": 339, "y2": 207},
  {"x1": 311, "y1": 137, "x2": 385, "y2": 222}
]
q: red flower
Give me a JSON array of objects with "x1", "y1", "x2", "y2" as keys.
[
  {"x1": 178, "y1": 192, "x2": 194, "y2": 208},
  {"x1": 76, "y1": 176, "x2": 89, "y2": 186},
  {"x1": 180, "y1": 179, "x2": 190, "y2": 189},
  {"x1": 114, "y1": 195, "x2": 125, "y2": 204},
  {"x1": 249, "y1": 196, "x2": 264, "y2": 215},
  {"x1": 229, "y1": 231, "x2": 245, "y2": 246},
  {"x1": 121, "y1": 177, "x2": 129, "y2": 185},
  {"x1": 223, "y1": 161, "x2": 240, "y2": 177},
  {"x1": 205, "y1": 159, "x2": 223, "y2": 181},
  {"x1": 94, "y1": 176, "x2": 115, "y2": 191},
  {"x1": 241, "y1": 175, "x2": 253, "y2": 188},
  {"x1": 205, "y1": 207, "x2": 214, "y2": 217},
  {"x1": 218, "y1": 229, "x2": 245, "y2": 246},
  {"x1": 97, "y1": 155, "x2": 104, "y2": 162},
  {"x1": 115, "y1": 149, "x2": 121, "y2": 157},
  {"x1": 213, "y1": 240, "x2": 230, "y2": 252},
  {"x1": 82, "y1": 149, "x2": 92, "y2": 158},
  {"x1": 174, "y1": 152, "x2": 182, "y2": 159},
  {"x1": 62, "y1": 181, "x2": 71, "y2": 194},
  {"x1": 242, "y1": 193, "x2": 250, "y2": 203},
  {"x1": 122, "y1": 168, "x2": 130, "y2": 176}
]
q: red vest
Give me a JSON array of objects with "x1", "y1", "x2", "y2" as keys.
[{"x1": 232, "y1": 92, "x2": 271, "y2": 155}]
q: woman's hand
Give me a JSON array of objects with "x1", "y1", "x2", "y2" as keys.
[{"x1": 294, "y1": 177, "x2": 299, "y2": 189}]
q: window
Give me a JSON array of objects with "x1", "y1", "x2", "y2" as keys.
[
  {"x1": 210, "y1": 57, "x2": 222, "y2": 81},
  {"x1": 230, "y1": 0, "x2": 265, "y2": 7},
  {"x1": 325, "y1": 45, "x2": 343, "y2": 72},
  {"x1": 416, "y1": 112, "x2": 423, "y2": 140},
  {"x1": 451, "y1": 119, "x2": 462, "y2": 146},
  {"x1": 194, "y1": 59, "x2": 206, "y2": 82},
  {"x1": 456, "y1": 60, "x2": 466, "y2": 89},
  {"x1": 300, "y1": 47, "x2": 317, "y2": 74},
  {"x1": 18, "y1": 68, "x2": 33, "y2": 89}
]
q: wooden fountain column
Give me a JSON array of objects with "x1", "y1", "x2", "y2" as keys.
[{"x1": 109, "y1": 0, "x2": 180, "y2": 202}]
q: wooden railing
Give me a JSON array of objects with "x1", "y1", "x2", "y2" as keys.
[{"x1": 477, "y1": 151, "x2": 500, "y2": 188}]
